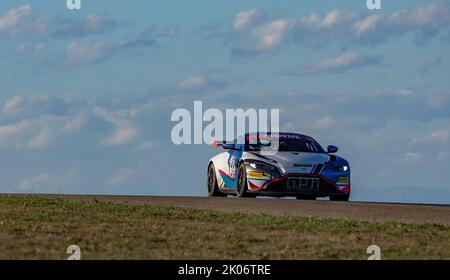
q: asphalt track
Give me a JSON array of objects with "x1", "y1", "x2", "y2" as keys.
[{"x1": 25, "y1": 194, "x2": 450, "y2": 225}]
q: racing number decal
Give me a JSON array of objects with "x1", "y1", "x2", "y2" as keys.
[{"x1": 228, "y1": 155, "x2": 236, "y2": 179}]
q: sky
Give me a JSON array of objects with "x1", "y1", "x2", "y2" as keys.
[{"x1": 0, "y1": 0, "x2": 449, "y2": 204}]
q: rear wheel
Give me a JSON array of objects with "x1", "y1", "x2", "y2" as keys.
[
  {"x1": 207, "y1": 163, "x2": 226, "y2": 197},
  {"x1": 296, "y1": 195, "x2": 316, "y2": 200},
  {"x1": 330, "y1": 194, "x2": 350, "y2": 201}
]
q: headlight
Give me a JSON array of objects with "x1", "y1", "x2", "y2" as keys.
[
  {"x1": 333, "y1": 165, "x2": 348, "y2": 172},
  {"x1": 246, "y1": 160, "x2": 281, "y2": 178},
  {"x1": 249, "y1": 162, "x2": 274, "y2": 171}
]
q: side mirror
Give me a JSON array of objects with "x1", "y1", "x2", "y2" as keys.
[{"x1": 327, "y1": 145, "x2": 338, "y2": 153}]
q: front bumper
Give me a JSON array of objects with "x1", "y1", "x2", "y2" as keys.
[{"x1": 248, "y1": 173, "x2": 350, "y2": 197}]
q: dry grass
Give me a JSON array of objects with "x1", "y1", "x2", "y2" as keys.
[{"x1": 0, "y1": 195, "x2": 449, "y2": 259}]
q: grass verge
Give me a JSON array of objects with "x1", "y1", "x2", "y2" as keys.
[{"x1": 0, "y1": 195, "x2": 449, "y2": 259}]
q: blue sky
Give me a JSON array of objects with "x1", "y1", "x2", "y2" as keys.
[{"x1": 0, "y1": 0, "x2": 449, "y2": 204}]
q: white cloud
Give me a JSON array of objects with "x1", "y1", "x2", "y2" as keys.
[
  {"x1": 63, "y1": 30, "x2": 159, "y2": 66},
  {"x1": 371, "y1": 88, "x2": 414, "y2": 97},
  {"x1": 0, "y1": 118, "x2": 53, "y2": 151},
  {"x1": 412, "y1": 57, "x2": 442, "y2": 77},
  {"x1": 225, "y1": 1, "x2": 450, "y2": 58},
  {"x1": 0, "y1": 94, "x2": 154, "y2": 151},
  {"x1": 136, "y1": 141, "x2": 157, "y2": 150},
  {"x1": 353, "y1": 14, "x2": 383, "y2": 36},
  {"x1": 311, "y1": 53, "x2": 359, "y2": 73},
  {"x1": 289, "y1": 52, "x2": 382, "y2": 75},
  {"x1": 436, "y1": 151, "x2": 449, "y2": 161},
  {"x1": 102, "y1": 124, "x2": 137, "y2": 146},
  {"x1": 299, "y1": 9, "x2": 358, "y2": 30},
  {"x1": 405, "y1": 151, "x2": 422, "y2": 162},
  {"x1": 0, "y1": 96, "x2": 86, "y2": 150},
  {"x1": 47, "y1": 13, "x2": 121, "y2": 39},
  {"x1": 0, "y1": 4, "x2": 31, "y2": 35},
  {"x1": 22, "y1": 126, "x2": 50, "y2": 149},
  {"x1": 321, "y1": 10, "x2": 356, "y2": 28},
  {"x1": 163, "y1": 25, "x2": 178, "y2": 37},
  {"x1": 179, "y1": 75, "x2": 207, "y2": 89},
  {"x1": 17, "y1": 172, "x2": 71, "y2": 193},
  {"x1": 85, "y1": 14, "x2": 105, "y2": 31},
  {"x1": 311, "y1": 115, "x2": 336, "y2": 130},
  {"x1": 15, "y1": 43, "x2": 26, "y2": 54},
  {"x1": 352, "y1": 1, "x2": 450, "y2": 39},
  {"x1": 33, "y1": 43, "x2": 45, "y2": 55},
  {"x1": 1, "y1": 5, "x2": 120, "y2": 39},
  {"x1": 428, "y1": 128, "x2": 449, "y2": 143},
  {"x1": 233, "y1": 9, "x2": 263, "y2": 30},
  {"x1": 427, "y1": 93, "x2": 450, "y2": 109},
  {"x1": 251, "y1": 19, "x2": 295, "y2": 50},
  {"x1": 0, "y1": 121, "x2": 29, "y2": 139},
  {"x1": 1, "y1": 94, "x2": 52, "y2": 115},
  {"x1": 409, "y1": 0, "x2": 449, "y2": 26},
  {"x1": 2, "y1": 95, "x2": 24, "y2": 113},
  {"x1": 407, "y1": 126, "x2": 450, "y2": 153},
  {"x1": 65, "y1": 41, "x2": 107, "y2": 65},
  {"x1": 390, "y1": 89, "x2": 414, "y2": 97},
  {"x1": 19, "y1": 173, "x2": 52, "y2": 192},
  {"x1": 93, "y1": 107, "x2": 138, "y2": 146},
  {"x1": 0, "y1": 118, "x2": 54, "y2": 150},
  {"x1": 63, "y1": 116, "x2": 84, "y2": 133},
  {"x1": 106, "y1": 167, "x2": 134, "y2": 186}
]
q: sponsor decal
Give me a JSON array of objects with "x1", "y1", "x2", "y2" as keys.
[
  {"x1": 247, "y1": 171, "x2": 270, "y2": 178},
  {"x1": 246, "y1": 133, "x2": 312, "y2": 141},
  {"x1": 339, "y1": 177, "x2": 349, "y2": 183}
]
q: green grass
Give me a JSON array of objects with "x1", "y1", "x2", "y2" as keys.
[{"x1": 0, "y1": 195, "x2": 449, "y2": 259}]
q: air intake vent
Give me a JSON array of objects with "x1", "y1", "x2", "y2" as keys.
[{"x1": 313, "y1": 164, "x2": 324, "y2": 174}]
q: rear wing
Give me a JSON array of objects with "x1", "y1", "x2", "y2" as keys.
[
  {"x1": 213, "y1": 140, "x2": 226, "y2": 149},
  {"x1": 213, "y1": 140, "x2": 238, "y2": 150}
]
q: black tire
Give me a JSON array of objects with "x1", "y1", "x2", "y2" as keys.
[
  {"x1": 237, "y1": 163, "x2": 254, "y2": 197},
  {"x1": 296, "y1": 195, "x2": 316, "y2": 200},
  {"x1": 207, "y1": 163, "x2": 226, "y2": 197},
  {"x1": 329, "y1": 194, "x2": 350, "y2": 201}
]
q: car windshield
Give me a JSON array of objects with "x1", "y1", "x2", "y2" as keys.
[{"x1": 245, "y1": 134, "x2": 325, "y2": 153}]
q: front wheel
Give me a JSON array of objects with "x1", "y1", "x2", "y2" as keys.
[
  {"x1": 237, "y1": 164, "x2": 254, "y2": 198},
  {"x1": 329, "y1": 194, "x2": 350, "y2": 201},
  {"x1": 207, "y1": 163, "x2": 226, "y2": 197}
]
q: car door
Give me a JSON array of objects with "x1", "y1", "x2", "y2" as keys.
[{"x1": 225, "y1": 143, "x2": 243, "y2": 189}]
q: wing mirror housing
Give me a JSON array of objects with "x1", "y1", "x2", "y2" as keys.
[{"x1": 327, "y1": 145, "x2": 339, "y2": 153}]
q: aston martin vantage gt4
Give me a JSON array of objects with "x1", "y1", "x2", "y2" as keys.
[{"x1": 207, "y1": 132, "x2": 350, "y2": 201}]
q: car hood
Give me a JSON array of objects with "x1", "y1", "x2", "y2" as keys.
[{"x1": 247, "y1": 151, "x2": 332, "y2": 174}]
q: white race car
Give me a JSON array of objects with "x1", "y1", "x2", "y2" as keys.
[{"x1": 207, "y1": 132, "x2": 351, "y2": 201}]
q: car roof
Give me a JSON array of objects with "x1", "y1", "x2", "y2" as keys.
[{"x1": 244, "y1": 132, "x2": 313, "y2": 138}]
